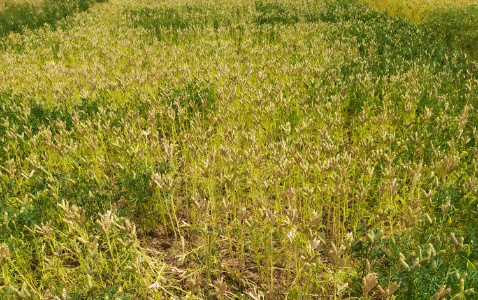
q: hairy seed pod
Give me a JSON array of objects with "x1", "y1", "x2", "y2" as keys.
[
  {"x1": 410, "y1": 261, "x2": 420, "y2": 273},
  {"x1": 429, "y1": 243, "x2": 436, "y2": 257},
  {"x1": 419, "y1": 256, "x2": 430, "y2": 266},
  {"x1": 399, "y1": 258, "x2": 410, "y2": 270},
  {"x1": 463, "y1": 288, "x2": 474, "y2": 295},
  {"x1": 366, "y1": 233, "x2": 374, "y2": 244},
  {"x1": 452, "y1": 293, "x2": 462, "y2": 300},
  {"x1": 87, "y1": 274, "x2": 99, "y2": 293},
  {"x1": 405, "y1": 251, "x2": 416, "y2": 261},
  {"x1": 425, "y1": 213, "x2": 433, "y2": 225},
  {"x1": 451, "y1": 233, "x2": 459, "y2": 246}
]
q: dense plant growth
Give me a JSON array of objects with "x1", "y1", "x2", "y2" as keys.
[
  {"x1": 0, "y1": 0, "x2": 477, "y2": 298},
  {"x1": 0, "y1": 0, "x2": 108, "y2": 37}
]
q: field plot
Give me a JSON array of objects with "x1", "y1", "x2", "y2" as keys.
[{"x1": 0, "y1": 0, "x2": 477, "y2": 299}]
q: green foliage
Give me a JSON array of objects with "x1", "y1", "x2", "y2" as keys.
[
  {"x1": 352, "y1": 213, "x2": 478, "y2": 299},
  {"x1": 167, "y1": 79, "x2": 216, "y2": 119},
  {"x1": 127, "y1": 5, "x2": 238, "y2": 42},
  {"x1": 312, "y1": 1, "x2": 478, "y2": 78},
  {"x1": 254, "y1": 1, "x2": 299, "y2": 26},
  {"x1": 128, "y1": 7, "x2": 190, "y2": 32},
  {"x1": 424, "y1": 4, "x2": 478, "y2": 59},
  {"x1": 0, "y1": 0, "x2": 108, "y2": 37},
  {"x1": 117, "y1": 160, "x2": 158, "y2": 230}
]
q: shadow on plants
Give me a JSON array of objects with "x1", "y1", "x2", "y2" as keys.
[
  {"x1": 254, "y1": 1, "x2": 299, "y2": 26},
  {"x1": 0, "y1": 0, "x2": 108, "y2": 38}
]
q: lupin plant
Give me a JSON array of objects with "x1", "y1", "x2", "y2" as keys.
[{"x1": 0, "y1": 0, "x2": 477, "y2": 298}]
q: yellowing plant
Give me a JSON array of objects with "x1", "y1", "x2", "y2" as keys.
[{"x1": 359, "y1": 0, "x2": 478, "y2": 22}]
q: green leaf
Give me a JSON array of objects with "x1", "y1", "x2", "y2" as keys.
[{"x1": 467, "y1": 259, "x2": 475, "y2": 270}]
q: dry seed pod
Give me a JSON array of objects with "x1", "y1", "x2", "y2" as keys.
[
  {"x1": 362, "y1": 273, "x2": 378, "y2": 295},
  {"x1": 213, "y1": 276, "x2": 227, "y2": 299},
  {"x1": 453, "y1": 293, "x2": 463, "y2": 300},
  {"x1": 337, "y1": 282, "x2": 349, "y2": 295},
  {"x1": 377, "y1": 282, "x2": 400, "y2": 299},
  {"x1": 186, "y1": 277, "x2": 200, "y2": 294},
  {"x1": 344, "y1": 232, "x2": 354, "y2": 251},
  {"x1": 433, "y1": 286, "x2": 451, "y2": 299},
  {"x1": 0, "y1": 244, "x2": 9, "y2": 266}
]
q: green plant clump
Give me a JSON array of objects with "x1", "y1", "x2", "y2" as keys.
[
  {"x1": 424, "y1": 4, "x2": 478, "y2": 59},
  {"x1": 0, "y1": 0, "x2": 108, "y2": 38}
]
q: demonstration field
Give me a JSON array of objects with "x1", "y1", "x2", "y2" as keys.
[{"x1": 0, "y1": 0, "x2": 477, "y2": 298}]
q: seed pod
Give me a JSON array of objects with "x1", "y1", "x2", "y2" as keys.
[
  {"x1": 390, "y1": 237, "x2": 396, "y2": 245},
  {"x1": 425, "y1": 213, "x2": 433, "y2": 225},
  {"x1": 126, "y1": 240, "x2": 134, "y2": 249},
  {"x1": 87, "y1": 274, "x2": 99, "y2": 293},
  {"x1": 116, "y1": 238, "x2": 126, "y2": 247},
  {"x1": 431, "y1": 260, "x2": 437, "y2": 270},
  {"x1": 420, "y1": 256, "x2": 430, "y2": 266},
  {"x1": 405, "y1": 251, "x2": 416, "y2": 261},
  {"x1": 366, "y1": 233, "x2": 374, "y2": 244},
  {"x1": 429, "y1": 243, "x2": 436, "y2": 257},
  {"x1": 452, "y1": 293, "x2": 463, "y2": 300},
  {"x1": 463, "y1": 288, "x2": 474, "y2": 295},
  {"x1": 410, "y1": 261, "x2": 420, "y2": 273},
  {"x1": 399, "y1": 257, "x2": 410, "y2": 270},
  {"x1": 459, "y1": 279, "x2": 464, "y2": 292},
  {"x1": 451, "y1": 233, "x2": 459, "y2": 246}
]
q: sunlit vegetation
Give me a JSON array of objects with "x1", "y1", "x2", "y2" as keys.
[
  {"x1": 359, "y1": 0, "x2": 478, "y2": 23},
  {"x1": 0, "y1": 0, "x2": 477, "y2": 298}
]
